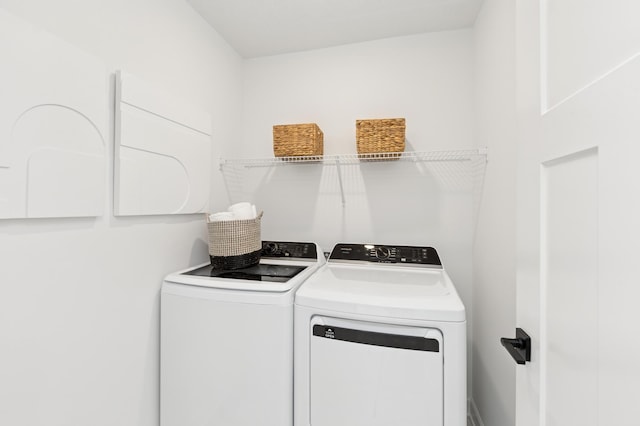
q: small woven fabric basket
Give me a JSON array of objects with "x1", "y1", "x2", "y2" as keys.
[
  {"x1": 273, "y1": 123, "x2": 324, "y2": 157},
  {"x1": 356, "y1": 118, "x2": 406, "y2": 159},
  {"x1": 206, "y1": 212, "x2": 263, "y2": 270}
]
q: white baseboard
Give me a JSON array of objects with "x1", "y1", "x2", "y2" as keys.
[{"x1": 469, "y1": 398, "x2": 486, "y2": 426}]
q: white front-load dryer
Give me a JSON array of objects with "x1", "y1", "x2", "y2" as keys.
[
  {"x1": 294, "y1": 243, "x2": 466, "y2": 426},
  {"x1": 161, "y1": 241, "x2": 324, "y2": 426}
]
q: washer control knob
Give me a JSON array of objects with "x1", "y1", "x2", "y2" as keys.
[
  {"x1": 264, "y1": 242, "x2": 279, "y2": 255},
  {"x1": 375, "y1": 246, "x2": 390, "y2": 260}
]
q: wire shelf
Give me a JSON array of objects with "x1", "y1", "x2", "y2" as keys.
[
  {"x1": 219, "y1": 149, "x2": 487, "y2": 169},
  {"x1": 219, "y1": 148, "x2": 487, "y2": 206}
]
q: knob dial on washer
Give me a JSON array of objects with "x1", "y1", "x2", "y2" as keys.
[{"x1": 264, "y1": 242, "x2": 279, "y2": 255}]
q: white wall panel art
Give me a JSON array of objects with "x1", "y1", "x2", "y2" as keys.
[
  {"x1": 0, "y1": 9, "x2": 107, "y2": 219},
  {"x1": 114, "y1": 71, "x2": 212, "y2": 216}
]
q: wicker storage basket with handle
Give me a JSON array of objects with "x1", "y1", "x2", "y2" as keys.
[
  {"x1": 206, "y1": 212, "x2": 263, "y2": 270},
  {"x1": 356, "y1": 118, "x2": 406, "y2": 159},
  {"x1": 273, "y1": 123, "x2": 324, "y2": 157}
]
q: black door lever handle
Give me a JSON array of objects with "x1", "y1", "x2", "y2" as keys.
[
  {"x1": 501, "y1": 337, "x2": 524, "y2": 348},
  {"x1": 500, "y1": 328, "x2": 531, "y2": 365}
]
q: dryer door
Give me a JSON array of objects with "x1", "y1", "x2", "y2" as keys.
[{"x1": 309, "y1": 316, "x2": 443, "y2": 426}]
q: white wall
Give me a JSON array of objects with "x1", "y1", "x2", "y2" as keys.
[
  {"x1": 0, "y1": 1, "x2": 241, "y2": 425},
  {"x1": 236, "y1": 30, "x2": 478, "y2": 393},
  {"x1": 240, "y1": 30, "x2": 475, "y2": 158},
  {"x1": 471, "y1": 0, "x2": 517, "y2": 425},
  {"x1": 238, "y1": 30, "x2": 476, "y2": 245}
]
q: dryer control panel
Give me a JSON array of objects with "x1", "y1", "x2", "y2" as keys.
[
  {"x1": 261, "y1": 241, "x2": 318, "y2": 259},
  {"x1": 329, "y1": 243, "x2": 442, "y2": 267}
]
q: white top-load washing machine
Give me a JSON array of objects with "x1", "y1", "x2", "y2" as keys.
[
  {"x1": 161, "y1": 241, "x2": 325, "y2": 426},
  {"x1": 294, "y1": 243, "x2": 466, "y2": 426}
]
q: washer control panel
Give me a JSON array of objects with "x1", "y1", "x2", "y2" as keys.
[
  {"x1": 261, "y1": 241, "x2": 317, "y2": 259},
  {"x1": 329, "y1": 243, "x2": 442, "y2": 267}
]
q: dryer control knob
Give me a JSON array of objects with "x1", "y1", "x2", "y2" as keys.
[{"x1": 375, "y1": 246, "x2": 390, "y2": 260}]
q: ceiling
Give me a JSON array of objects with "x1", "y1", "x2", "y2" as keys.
[{"x1": 186, "y1": 0, "x2": 484, "y2": 58}]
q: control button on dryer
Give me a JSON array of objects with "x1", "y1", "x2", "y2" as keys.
[{"x1": 375, "y1": 246, "x2": 391, "y2": 260}]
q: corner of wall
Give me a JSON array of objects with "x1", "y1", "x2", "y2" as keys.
[{"x1": 469, "y1": 397, "x2": 486, "y2": 426}]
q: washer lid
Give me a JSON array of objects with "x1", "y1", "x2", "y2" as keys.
[
  {"x1": 182, "y1": 262, "x2": 307, "y2": 283},
  {"x1": 163, "y1": 242, "x2": 325, "y2": 293},
  {"x1": 165, "y1": 258, "x2": 321, "y2": 293},
  {"x1": 295, "y1": 264, "x2": 465, "y2": 322}
]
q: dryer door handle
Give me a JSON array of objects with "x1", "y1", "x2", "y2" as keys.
[{"x1": 500, "y1": 328, "x2": 531, "y2": 365}]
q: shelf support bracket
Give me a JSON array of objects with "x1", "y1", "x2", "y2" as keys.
[
  {"x1": 218, "y1": 160, "x2": 237, "y2": 205},
  {"x1": 334, "y1": 158, "x2": 346, "y2": 207}
]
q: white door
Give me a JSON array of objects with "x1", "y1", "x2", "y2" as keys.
[{"x1": 513, "y1": 1, "x2": 640, "y2": 425}]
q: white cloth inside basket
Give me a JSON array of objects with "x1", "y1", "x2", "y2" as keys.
[
  {"x1": 208, "y1": 202, "x2": 258, "y2": 222},
  {"x1": 209, "y1": 212, "x2": 235, "y2": 221}
]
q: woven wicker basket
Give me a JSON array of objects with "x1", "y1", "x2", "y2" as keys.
[
  {"x1": 273, "y1": 123, "x2": 324, "y2": 157},
  {"x1": 356, "y1": 118, "x2": 406, "y2": 158},
  {"x1": 206, "y1": 212, "x2": 263, "y2": 270}
]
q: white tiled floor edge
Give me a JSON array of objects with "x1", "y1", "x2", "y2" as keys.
[{"x1": 468, "y1": 398, "x2": 485, "y2": 426}]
